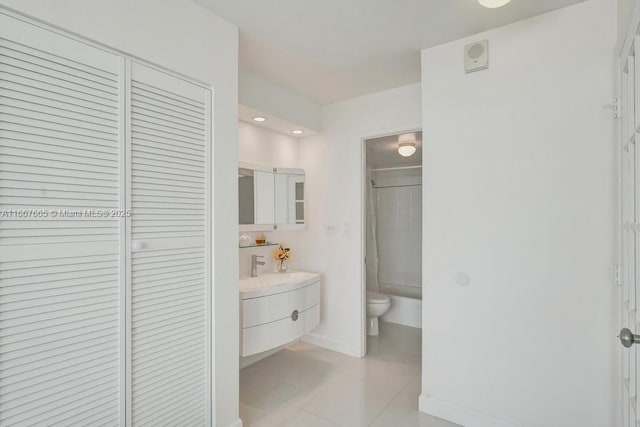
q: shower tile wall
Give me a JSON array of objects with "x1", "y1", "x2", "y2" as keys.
[{"x1": 373, "y1": 169, "x2": 422, "y2": 292}]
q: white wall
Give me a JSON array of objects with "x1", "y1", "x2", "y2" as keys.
[
  {"x1": 420, "y1": 1, "x2": 617, "y2": 426},
  {"x1": 0, "y1": 1, "x2": 240, "y2": 426},
  {"x1": 618, "y1": 0, "x2": 636, "y2": 46},
  {"x1": 240, "y1": 71, "x2": 322, "y2": 131},
  {"x1": 239, "y1": 121, "x2": 299, "y2": 167},
  {"x1": 238, "y1": 121, "x2": 303, "y2": 277},
  {"x1": 298, "y1": 83, "x2": 422, "y2": 356}
]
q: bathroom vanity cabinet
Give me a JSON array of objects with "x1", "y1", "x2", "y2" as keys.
[{"x1": 239, "y1": 272, "x2": 320, "y2": 356}]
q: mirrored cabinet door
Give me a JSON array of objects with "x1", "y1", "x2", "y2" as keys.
[
  {"x1": 254, "y1": 170, "x2": 275, "y2": 225},
  {"x1": 275, "y1": 168, "x2": 305, "y2": 229},
  {"x1": 239, "y1": 164, "x2": 305, "y2": 231},
  {"x1": 239, "y1": 164, "x2": 275, "y2": 231},
  {"x1": 238, "y1": 167, "x2": 255, "y2": 225}
]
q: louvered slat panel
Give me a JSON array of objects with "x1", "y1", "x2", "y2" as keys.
[
  {"x1": 129, "y1": 62, "x2": 210, "y2": 426},
  {"x1": 0, "y1": 12, "x2": 123, "y2": 427}
]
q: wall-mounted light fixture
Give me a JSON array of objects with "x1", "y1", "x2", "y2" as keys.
[
  {"x1": 397, "y1": 133, "x2": 417, "y2": 157},
  {"x1": 478, "y1": 0, "x2": 511, "y2": 8}
]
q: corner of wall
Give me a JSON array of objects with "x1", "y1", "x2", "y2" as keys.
[
  {"x1": 239, "y1": 70, "x2": 322, "y2": 131},
  {"x1": 419, "y1": 395, "x2": 516, "y2": 427},
  {"x1": 225, "y1": 418, "x2": 244, "y2": 427},
  {"x1": 301, "y1": 333, "x2": 363, "y2": 358}
]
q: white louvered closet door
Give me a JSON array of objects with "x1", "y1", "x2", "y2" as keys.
[
  {"x1": 127, "y1": 62, "x2": 211, "y2": 426},
  {"x1": 0, "y1": 12, "x2": 125, "y2": 426}
]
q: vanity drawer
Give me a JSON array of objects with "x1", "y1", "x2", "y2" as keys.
[
  {"x1": 242, "y1": 280, "x2": 319, "y2": 328},
  {"x1": 241, "y1": 304, "x2": 320, "y2": 357}
]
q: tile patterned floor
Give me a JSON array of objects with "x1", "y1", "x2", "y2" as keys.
[{"x1": 239, "y1": 322, "x2": 460, "y2": 427}]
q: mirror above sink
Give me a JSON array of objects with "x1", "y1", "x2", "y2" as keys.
[
  {"x1": 238, "y1": 162, "x2": 305, "y2": 232},
  {"x1": 274, "y1": 168, "x2": 304, "y2": 228}
]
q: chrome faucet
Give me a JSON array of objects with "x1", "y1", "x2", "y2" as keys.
[{"x1": 251, "y1": 254, "x2": 265, "y2": 277}]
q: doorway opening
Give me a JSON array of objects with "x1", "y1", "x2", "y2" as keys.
[{"x1": 363, "y1": 130, "x2": 423, "y2": 355}]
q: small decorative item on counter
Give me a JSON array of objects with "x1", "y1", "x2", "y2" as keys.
[
  {"x1": 273, "y1": 245, "x2": 292, "y2": 273},
  {"x1": 239, "y1": 233, "x2": 251, "y2": 247},
  {"x1": 255, "y1": 234, "x2": 266, "y2": 245}
]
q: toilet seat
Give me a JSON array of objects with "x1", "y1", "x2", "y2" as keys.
[{"x1": 367, "y1": 291, "x2": 390, "y2": 304}]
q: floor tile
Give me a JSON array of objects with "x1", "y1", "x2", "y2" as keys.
[
  {"x1": 370, "y1": 392, "x2": 461, "y2": 427},
  {"x1": 239, "y1": 322, "x2": 440, "y2": 427},
  {"x1": 301, "y1": 372, "x2": 399, "y2": 427},
  {"x1": 367, "y1": 322, "x2": 422, "y2": 357},
  {"x1": 247, "y1": 403, "x2": 338, "y2": 427},
  {"x1": 402, "y1": 374, "x2": 422, "y2": 395},
  {"x1": 336, "y1": 352, "x2": 420, "y2": 393},
  {"x1": 239, "y1": 383, "x2": 288, "y2": 424},
  {"x1": 240, "y1": 348, "x2": 332, "y2": 394}
]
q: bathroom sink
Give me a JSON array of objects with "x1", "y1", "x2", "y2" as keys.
[{"x1": 239, "y1": 270, "x2": 320, "y2": 299}]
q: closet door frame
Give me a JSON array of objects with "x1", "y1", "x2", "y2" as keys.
[{"x1": 0, "y1": 7, "x2": 214, "y2": 426}]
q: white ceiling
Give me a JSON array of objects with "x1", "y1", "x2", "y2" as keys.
[
  {"x1": 192, "y1": 0, "x2": 585, "y2": 105},
  {"x1": 366, "y1": 132, "x2": 422, "y2": 169}
]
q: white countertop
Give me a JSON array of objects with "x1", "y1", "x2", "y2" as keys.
[{"x1": 239, "y1": 270, "x2": 320, "y2": 299}]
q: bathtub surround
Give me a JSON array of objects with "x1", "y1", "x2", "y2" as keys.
[{"x1": 421, "y1": 0, "x2": 617, "y2": 425}]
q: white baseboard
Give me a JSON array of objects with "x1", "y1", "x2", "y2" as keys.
[
  {"x1": 301, "y1": 333, "x2": 361, "y2": 357},
  {"x1": 419, "y1": 394, "x2": 515, "y2": 427},
  {"x1": 226, "y1": 418, "x2": 243, "y2": 427}
]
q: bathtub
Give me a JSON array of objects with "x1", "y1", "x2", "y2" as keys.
[{"x1": 377, "y1": 282, "x2": 422, "y2": 329}]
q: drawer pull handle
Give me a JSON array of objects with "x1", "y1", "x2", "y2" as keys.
[{"x1": 291, "y1": 310, "x2": 299, "y2": 321}]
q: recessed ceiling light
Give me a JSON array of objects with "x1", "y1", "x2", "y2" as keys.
[
  {"x1": 292, "y1": 129, "x2": 304, "y2": 135},
  {"x1": 253, "y1": 116, "x2": 267, "y2": 122},
  {"x1": 478, "y1": 0, "x2": 511, "y2": 8}
]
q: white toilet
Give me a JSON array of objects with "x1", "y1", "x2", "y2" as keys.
[{"x1": 366, "y1": 291, "x2": 391, "y2": 336}]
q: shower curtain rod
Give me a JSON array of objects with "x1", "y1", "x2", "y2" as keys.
[{"x1": 370, "y1": 165, "x2": 422, "y2": 172}]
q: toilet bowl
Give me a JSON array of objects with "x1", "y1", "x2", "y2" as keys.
[{"x1": 366, "y1": 291, "x2": 391, "y2": 336}]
